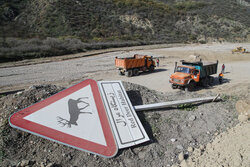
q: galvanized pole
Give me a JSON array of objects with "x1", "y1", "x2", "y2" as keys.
[{"x1": 134, "y1": 95, "x2": 220, "y2": 111}]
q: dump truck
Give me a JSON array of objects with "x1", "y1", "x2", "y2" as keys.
[
  {"x1": 232, "y1": 47, "x2": 246, "y2": 54},
  {"x1": 115, "y1": 54, "x2": 156, "y2": 77},
  {"x1": 169, "y1": 60, "x2": 218, "y2": 91}
]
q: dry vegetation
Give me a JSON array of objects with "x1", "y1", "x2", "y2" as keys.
[
  {"x1": 0, "y1": 0, "x2": 250, "y2": 62},
  {"x1": 0, "y1": 0, "x2": 178, "y2": 61},
  {"x1": 0, "y1": 37, "x2": 156, "y2": 62}
]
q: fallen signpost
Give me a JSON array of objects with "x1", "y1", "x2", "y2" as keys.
[{"x1": 134, "y1": 95, "x2": 221, "y2": 111}]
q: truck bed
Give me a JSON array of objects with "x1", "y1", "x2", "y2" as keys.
[
  {"x1": 115, "y1": 55, "x2": 146, "y2": 70},
  {"x1": 203, "y1": 62, "x2": 217, "y2": 66},
  {"x1": 202, "y1": 62, "x2": 218, "y2": 77},
  {"x1": 182, "y1": 60, "x2": 218, "y2": 78}
]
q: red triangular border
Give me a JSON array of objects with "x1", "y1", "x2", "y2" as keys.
[{"x1": 9, "y1": 79, "x2": 118, "y2": 158}]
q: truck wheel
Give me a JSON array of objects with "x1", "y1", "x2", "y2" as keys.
[
  {"x1": 202, "y1": 77, "x2": 209, "y2": 87},
  {"x1": 125, "y1": 70, "x2": 133, "y2": 77},
  {"x1": 149, "y1": 65, "x2": 155, "y2": 72},
  {"x1": 172, "y1": 84, "x2": 178, "y2": 89},
  {"x1": 133, "y1": 69, "x2": 139, "y2": 76},
  {"x1": 187, "y1": 81, "x2": 195, "y2": 91},
  {"x1": 208, "y1": 76, "x2": 214, "y2": 85},
  {"x1": 118, "y1": 70, "x2": 124, "y2": 75},
  {"x1": 219, "y1": 78, "x2": 223, "y2": 84}
]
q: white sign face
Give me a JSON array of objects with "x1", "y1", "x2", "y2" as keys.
[
  {"x1": 9, "y1": 79, "x2": 118, "y2": 158},
  {"x1": 24, "y1": 85, "x2": 107, "y2": 146},
  {"x1": 98, "y1": 81, "x2": 149, "y2": 149}
]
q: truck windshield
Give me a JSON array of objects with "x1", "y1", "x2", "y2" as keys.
[{"x1": 177, "y1": 67, "x2": 191, "y2": 73}]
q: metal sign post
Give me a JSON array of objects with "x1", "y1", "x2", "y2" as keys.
[{"x1": 134, "y1": 95, "x2": 221, "y2": 111}]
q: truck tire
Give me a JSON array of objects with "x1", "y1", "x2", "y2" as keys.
[
  {"x1": 172, "y1": 84, "x2": 178, "y2": 89},
  {"x1": 208, "y1": 76, "x2": 214, "y2": 86},
  {"x1": 149, "y1": 65, "x2": 155, "y2": 72},
  {"x1": 202, "y1": 77, "x2": 209, "y2": 87},
  {"x1": 118, "y1": 70, "x2": 124, "y2": 75},
  {"x1": 125, "y1": 70, "x2": 133, "y2": 77},
  {"x1": 133, "y1": 69, "x2": 139, "y2": 76},
  {"x1": 187, "y1": 81, "x2": 195, "y2": 91}
]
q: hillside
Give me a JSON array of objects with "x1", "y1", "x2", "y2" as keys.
[{"x1": 0, "y1": 0, "x2": 250, "y2": 61}]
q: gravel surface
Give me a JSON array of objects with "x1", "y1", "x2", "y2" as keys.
[
  {"x1": 184, "y1": 122, "x2": 250, "y2": 167},
  {"x1": 1, "y1": 43, "x2": 250, "y2": 93},
  {"x1": 0, "y1": 82, "x2": 240, "y2": 167}
]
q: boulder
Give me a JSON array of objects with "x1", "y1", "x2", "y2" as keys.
[{"x1": 235, "y1": 100, "x2": 250, "y2": 119}]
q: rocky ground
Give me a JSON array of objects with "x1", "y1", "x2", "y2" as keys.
[
  {"x1": 0, "y1": 82, "x2": 245, "y2": 167},
  {"x1": 181, "y1": 122, "x2": 250, "y2": 167}
]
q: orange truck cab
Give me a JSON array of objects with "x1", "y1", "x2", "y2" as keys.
[
  {"x1": 115, "y1": 54, "x2": 156, "y2": 77},
  {"x1": 169, "y1": 60, "x2": 218, "y2": 91}
]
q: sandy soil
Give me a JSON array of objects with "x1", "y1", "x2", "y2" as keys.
[
  {"x1": 0, "y1": 42, "x2": 250, "y2": 94},
  {"x1": 184, "y1": 122, "x2": 250, "y2": 167}
]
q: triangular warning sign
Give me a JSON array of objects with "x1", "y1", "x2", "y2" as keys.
[{"x1": 9, "y1": 79, "x2": 118, "y2": 158}]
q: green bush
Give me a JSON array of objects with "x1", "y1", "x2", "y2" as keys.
[
  {"x1": 112, "y1": 0, "x2": 172, "y2": 13},
  {"x1": 174, "y1": 1, "x2": 207, "y2": 11},
  {"x1": 177, "y1": 103, "x2": 197, "y2": 111}
]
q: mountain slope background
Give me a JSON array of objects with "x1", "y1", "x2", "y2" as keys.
[{"x1": 0, "y1": 0, "x2": 250, "y2": 61}]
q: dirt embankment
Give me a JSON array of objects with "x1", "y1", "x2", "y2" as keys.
[
  {"x1": 0, "y1": 82, "x2": 245, "y2": 167},
  {"x1": 182, "y1": 122, "x2": 250, "y2": 167}
]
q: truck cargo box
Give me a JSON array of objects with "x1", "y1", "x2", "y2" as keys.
[
  {"x1": 182, "y1": 60, "x2": 218, "y2": 78},
  {"x1": 115, "y1": 54, "x2": 146, "y2": 70},
  {"x1": 115, "y1": 54, "x2": 155, "y2": 77},
  {"x1": 115, "y1": 54, "x2": 154, "y2": 70}
]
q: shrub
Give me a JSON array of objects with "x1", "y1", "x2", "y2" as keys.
[
  {"x1": 0, "y1": 37, "x2": 167, "y2": 62},
  {"x1": 177, "y1": 104, "x2": 197, "y2": 111},
  {"x1": 0, "y1": 37, "x2": 87, "y2": 62},
  {"x1": 174, "y1": 1, "x2": 207, "y2": 11}
]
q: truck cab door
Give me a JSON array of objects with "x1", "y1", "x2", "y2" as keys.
[{"x1": 192, "y1": 69, "x2": 200, "y2": 82}]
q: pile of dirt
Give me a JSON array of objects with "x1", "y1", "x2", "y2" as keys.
[
  {"x1": 175, "y1": 122, "x2": 250, "y2": 167},
  {"x1": 236, "y1": 99, "x2": 250, "y2": 122},
  {"x1": 0, "y1": 82, "x2": 239, "y2": 167}
]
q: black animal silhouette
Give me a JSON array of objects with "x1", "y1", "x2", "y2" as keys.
[{"x1": 57, "y1": 97, "x2": 92, "y2": 128}]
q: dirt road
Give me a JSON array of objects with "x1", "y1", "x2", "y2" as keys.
[{"x1": 1, "y1": 42, "x2": 249, "y2": 94}]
